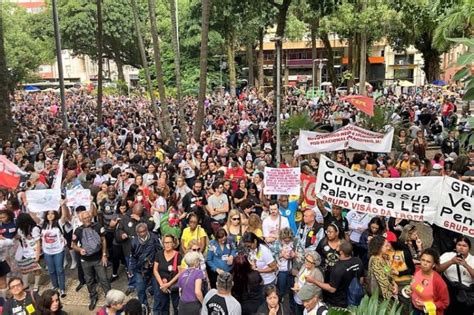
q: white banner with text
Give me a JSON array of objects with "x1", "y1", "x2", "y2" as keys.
[{"x1": 264, "y1": 167, "x2": 301, "y2": 196}]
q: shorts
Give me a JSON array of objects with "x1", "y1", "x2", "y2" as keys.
[{"x1": 0, "y1": 261, "x2": 11, "y2": 277}]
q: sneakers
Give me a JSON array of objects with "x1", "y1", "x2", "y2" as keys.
[
  {"x1": 70, "y1": 261, "x2": 77, "y2": 270},
  {"x1": 111, "y1": 274, "x2": 119, "y2": 283},
  {"x1": 60, "y1": 290, "x2": 66, "y2": 298}
]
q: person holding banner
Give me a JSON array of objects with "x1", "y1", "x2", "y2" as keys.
[{"x1": 316, "y1": 199, "x2": 349, "y2": 241}]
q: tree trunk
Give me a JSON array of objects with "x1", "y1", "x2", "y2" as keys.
[
  {"x1": 310, "y1": 20, "x2": 317, "y2": 90},
  {"x1": 130, "y1": 0, "x2": 165, "y2": 137},
  {"x1": 272, "y1": 0, "x2": 292, "y2": 112},
  {"x1": 115, "y1": 57, "x2": 125, "y2": 82},
  {"x1": 257, "y1": 28, "x2": 264, "y2": 96},
  {"x1": 194, "y1": 0, "x2": 211, "y2": 140},
  {"x1": 227, "y1": 39, "x2": 237, "y2": 97},
  {"x1": 247, "y1": 43, "x2": 254, "y2": 88},
  {"x1": 359, "y1": 0, "x2": 367, "y2": 95},
  {"x1": 148, "y1": 0, "x2": 173, "y2": 143},
  {"x1": 169, "y1": 0, "x2": 187, "y2": 142},
  {"x1": 422, "y1": 51, "x2": 441, "y2": 83},
  {"x1": 352, "y1": 33, "x2": 360, "y2": 84},
  {"x1": 96, "y1": 0, "x2": 103, "y2": 124},
  {"x1": 347, "y1": 37, "x2": 354, "y2": 89},
  {"x1": 0, "y1": 3, "x2": 12, "y2": 142},
  {"x1": 320, "y1": 32, "x2": 337, "y2": 87}
]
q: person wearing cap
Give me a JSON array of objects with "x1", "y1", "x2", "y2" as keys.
[
  {"x1": 297, "y1": 284, "x2": 328, "y2": 315},
  {"x1": 292, "y1": 251, "x2": 324, "y2": 314},
  {"x1": 307, "y1": 241, "x2": 364, "y2": 308},
  {"x1": 316, "y1": 198, "x2": 349, "y2": 241},
  {"x1": 201, "y1": 271, "x2": 241, "y2": 315}
]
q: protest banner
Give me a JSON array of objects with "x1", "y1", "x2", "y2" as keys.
[
  {"x1": 0, "y1": 155, "x2": 26, "y2": 189},
  {"x1": 264, "y1": 167, "x2": 301, "y2": 196},
  {"x1": 300, "y1": 173, "x2": 317, "y2": 206},
  {"x1": 315, "y1": 155, "x2": 440, "y2": 223},
  {"x1": 298, "y1": 124, "x2": 394, "y2": 154},
  {"x1": 435, "y1": 177, "x2": 474, "y2": 237},
  {"x1": 26, "y1": 152, "x2": 64, "y2": 213},
  {"x1": 66, "y1": 188, "x2": 91, "y2": 210},
  {"x1": 26, "y1": 189, "x2": 61, "y2": 213}
]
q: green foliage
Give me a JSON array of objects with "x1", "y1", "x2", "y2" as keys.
[
  {"x1": 58, "y1": 0, "x2": 142, "y2": 67},
  {"x1": 448, "y1": 38, "x2": 474, "y2": 101},
  {"x1": 329, "y1": 290, "x2": 403, "y2": 315},
  {"x1": 281, "y1": 112, "x2": 316, "y2": 144},
  {"x1": 433, "y1": 0, "x2": 473, "y2": 51},
  {"x1": 2, "y1": 4, "x2": 54, "y2": 87},
  {"x1": 359, "y1": 102, "x2": 397, "y2": 131}
]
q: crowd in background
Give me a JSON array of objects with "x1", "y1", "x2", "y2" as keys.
[{"x1": 0, "y1": 85, "x2": 472, "y2": 315}]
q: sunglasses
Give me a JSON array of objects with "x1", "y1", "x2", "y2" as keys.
[
  {"x1": 231, "y1": 217, "x2": 240, "y2": 221},
  {"x1": 305, "y1": 258, "x2": 316, "y2": 264},
  {"x1": 191, "y1": 248, "x2": 201, "y2": 252}
]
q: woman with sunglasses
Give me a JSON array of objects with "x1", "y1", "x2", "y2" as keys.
[
  {"x1": 180, "y1": 212, "x2": 208, "y2": 254},
  {"x1": 292, "y1": 251, "x2": 324, "y2": 315},
  {"x1": 224, "y1": 209, "x2": 244, "y2": 250},
  {"x1": 206, "y1": 228, "x2": 237, "y2": 289}
]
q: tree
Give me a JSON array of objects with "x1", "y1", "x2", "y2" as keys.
[
  {"x1": 0, "y1": 2, "x2": 12, "y2": 142},
  {"x1": 2, "y1": 4, "x2": 54, "y2": 91},
  {"x1": 59, "y1": 0, "x2": 142, "y2": 80},
  {"x1": 387, "y1": 0, "x2": 459, "y2": 82},
  {"x1": 169, "y1": 0, "x2": 188, "y2": 142},
  {"x1": 148, "y1": 0, "x2": 173, "y2": 142},
  {"x1": 433, "y1": 0, "x2": 473, "y2": 50},
  {"x1": 96, "y1": 0, "x2": 104, "y2": 123},
  {"x1": 130, "y1": 0, "x2": 166, "y2": 137},
  {"x1": 194, "y1": 0, "x2": 211, "y2": 140}
]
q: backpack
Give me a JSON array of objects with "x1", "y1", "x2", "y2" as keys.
[
  {"x1": 347, "y1": 276, "x2": 364, "y2": 306},
  {"x1": 81, "y1": 225, "x2": 102, "y2": 256}
]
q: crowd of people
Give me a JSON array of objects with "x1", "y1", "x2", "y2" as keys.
[{"x1": 0, "y1": 85, "x2": 472, "y2": 315}]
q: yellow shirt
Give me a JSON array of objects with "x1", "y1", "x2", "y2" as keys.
[{"x1": 181, "y1": 226, "x2": 207, "y2": 250}]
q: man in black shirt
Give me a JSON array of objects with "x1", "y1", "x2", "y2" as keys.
[
  {"x1": 205, "y1": 160, "x2": 224, "y2": 190},
  {"x1": 3, "y1": 277, "x2": 40, "y2": 315},
  {"x1": 72, "y1": 210, "x2": 111, "y2": 310},
  {"x1": 182, "y1": 180, "x2": 208, "y2": 215},
  {"x1": 316, "y1": 198, "x2": 349, "y2": 241},
  {"x1": 306, "y1": 241, "x2": 364, "y2": 308}
]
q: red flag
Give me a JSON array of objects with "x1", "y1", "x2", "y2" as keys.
[
  {"x1": 0, "y1": 155, "x2": 24, "y2": 189},
  {"x1": 341, "y1": 95, "x2": 374, "y2": 116}
]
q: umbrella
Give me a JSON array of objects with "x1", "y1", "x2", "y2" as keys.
[
  {"x1": 321, "y1": 82, "x2": 332, "y2": 86},
  {"x1": 432, "y1": 80, "x2": 447, "y2": 86},
  {"x1": 24, "y1": 85, "x2": 40, "y2": 92},
  {"x1": 399, "y1": 80, "x2": 415, "y2": 87}
]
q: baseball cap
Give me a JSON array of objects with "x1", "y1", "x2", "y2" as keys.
[{"x1": 298, "y1": 284, "x2": 318, "y2": 301}]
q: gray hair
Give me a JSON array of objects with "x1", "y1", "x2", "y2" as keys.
[
  {"x1": 305, "y1": 250, "x2": 322, "y2": 267},
  {"x1": 105, "y1": 289, "x2": 125, "y2": 306},
  {"x1": 184, "y1": 251, "x2": 201, "y2": 267},
  {"x1": 135, "y1": 222, "x2": 148, "y2": 232}
]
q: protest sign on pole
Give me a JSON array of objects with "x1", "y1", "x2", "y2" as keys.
[
  {"x1": 435, "y1": 177, "x2": 474, "y2": 237},
  {"x1": 264, "y1": 167, "x2": 301, "y2": 196},
  {"x1": 315, "y1": 155, "x2": 440, "y2": 223},
  {"x1": 298, "y1": 125, "x2": 394, "y2": 154},
  {"x1": 66, "y1": 188, "x2": 91, "y2": 210},
  {"x1": 26, "y1": 152, "x2": 64, "y2": 213},
  {"x1": 0, "y1": 155, "x2": 26, "y2": 189}
]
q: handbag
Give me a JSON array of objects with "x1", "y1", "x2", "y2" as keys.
[
  {"x1": 169, "y1": 251, "x2": 180, "y2": 294},
  {"x1": 454, "y1": 263, "x2": 474, "y2": 306}
]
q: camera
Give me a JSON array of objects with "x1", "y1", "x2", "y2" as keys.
[{"x1": 457, "y1": 252, "x2": 464, "y2": 259}]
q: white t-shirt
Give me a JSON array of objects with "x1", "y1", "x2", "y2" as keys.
[
  {"x1": 262, "y1": 215, "x2": 290, "y2": 241},
  {"x1": 41, "y1": 226, "x2": 66, "y2": 255},
  {"x1": 440, "y1": 252, "x2": 474, "y2": 286},
  {"x1": 346, "y1": 211, "x2": 374, "y2": 243},
  {"x1": 17, "y1": 226, "x2": 41, "y2": 259},
  {"x1": 303, "y1": 302, "x2": 328, "y2": 315},
  {"x1": 248, "y1": 244, "x2": 276, "y2": 285},
  {"x1": 153, "y1": 197, "x2": 167, "y2": 231}
]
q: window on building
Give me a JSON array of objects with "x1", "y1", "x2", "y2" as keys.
[
  {"x1": 394, "y1": 68, "x2": 414, "y2": 80},
  {"x1": 394, "y1": 54, "x2": 414, "y2": 65}
]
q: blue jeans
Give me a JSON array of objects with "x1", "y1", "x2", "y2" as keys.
[
  {"x1": 134, "y1": 271, "x2": 152, "y2": 307},
  {"x1": 44, "y1": 251, "x2": 65, "y2": 291},
  {"x1": 152, "y1": 278, "x2": 179, "y2": 315},
  {"x1": 277, "y1": 271, "x2": 295, "y2": 313}
]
